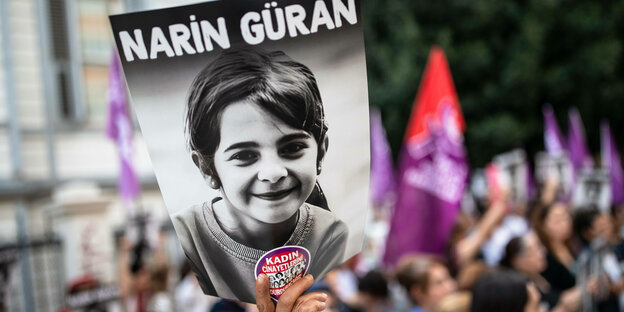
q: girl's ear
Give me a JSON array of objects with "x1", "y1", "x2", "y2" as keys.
[
  {"x1": 191, "y1": 151, "x2": 211, "y2": 176},
  {"x1": 191, "y1": 151, "x2": 203, "y2": 172},
  {"x1": 317, "y1": 136, "x2": 329, "y2": 164},
  {"x1": 316, "y1": 136, "x2": 329, "y2": 175},
  {"x1": 192, "y1": 151, "x2": 221, "y2": 189}
]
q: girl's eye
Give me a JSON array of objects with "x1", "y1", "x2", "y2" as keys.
[
  {"x1": 280, "y1": 142, "x2": 308, "y2": 157},
  {"x1": 230, "y1": 151, "x2": 258, "y2": 163}
]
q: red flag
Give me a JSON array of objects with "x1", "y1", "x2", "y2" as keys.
[
  {"x1": 384, "y1": 47, "x2": 468, "y2": 264},
  {"x1": 404, "y1": 46, "x2": 465, "y2": 143}
]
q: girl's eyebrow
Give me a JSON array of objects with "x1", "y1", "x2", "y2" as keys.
[
  {"x1": 224, "y1": 141, "x2": 259, "y2": 153},
  {"x1": 277, "y1": 133, "x2": 311, "y2": 145}
]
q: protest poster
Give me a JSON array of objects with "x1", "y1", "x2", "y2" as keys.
[
  {"x1": 535, "y1": 151, "x2": 574, "y2": 198},
  {"x1": 572, "y1": 169, "x2": 611, "y2": 213},
  {"x1": 109, "y1": 0, "x2": 369, "y2": 302},
  {"x1": 491, "y1": 149, "x2": 529, "y2": 204}
]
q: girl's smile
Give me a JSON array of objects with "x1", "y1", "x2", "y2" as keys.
[
  {"x1": 211, "y1": 99, "x2": 321, "y2": 225},
  {"x1": 252, "y1": 186, "x2": 298, "y2": 200}
]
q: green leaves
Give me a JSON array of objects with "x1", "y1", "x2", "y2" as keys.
[{"x1": 363, "y1": 0, "x2": 624, "y2": 167}]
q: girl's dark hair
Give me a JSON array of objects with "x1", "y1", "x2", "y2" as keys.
[
  {"x1": 471, "y1": 270, "x2": 529, "y2": 312},
  {"x1": 185, "y1": 49, "x2": 327, "y2": 175}
]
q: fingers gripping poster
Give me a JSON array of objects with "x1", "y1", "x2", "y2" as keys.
[{"x1": 109, "y1": 0, "x2": 370, "y2": 303}]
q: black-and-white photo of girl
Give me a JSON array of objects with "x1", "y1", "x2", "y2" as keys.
[
  {"x1": 173, "y1": 49, "x2": 348, "y2": 302},
  {"x1": 110, "y1": 0, "x2": 370, "y2": 303}
]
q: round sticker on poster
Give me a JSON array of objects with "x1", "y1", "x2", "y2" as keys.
[{"x1": 255, "y1": 246, "x2": 311, "y2": 301}]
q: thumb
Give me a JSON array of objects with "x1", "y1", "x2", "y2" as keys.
[{"x1": 255, "y1": 274, "x2": 275, "y2": 312}]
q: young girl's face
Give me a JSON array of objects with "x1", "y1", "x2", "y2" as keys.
[{"x1": 212, "y1": 100, "x2": 320, "y2": 224}]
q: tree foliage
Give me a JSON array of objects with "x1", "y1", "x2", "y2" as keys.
[{"x1": 363, "y1": 0, "x2": 624, "y2": 168}]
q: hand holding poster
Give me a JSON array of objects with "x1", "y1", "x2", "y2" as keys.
[
  {"x1": 491, "y1": 149, "x2": 530, "y2": 205},
  {"x1": 535, "y1": 151, "x2": 574, "y2": 200},
  {"x1": 255, "y1": 246, "x2": 310, "y2": 301},
  {"x1": 109, "y1": 0, "x2": 369, "y2": 303}
]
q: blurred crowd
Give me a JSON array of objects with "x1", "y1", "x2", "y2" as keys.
[
  {"x1": 303, "y1": 174, "x2": 623, "y2": 312},
  {"x1": 54, "y1": 167, "x2": 624, "y2": 312},
  {"x1": 290, "y1": 170, "x2": 624, "y2": 312}
]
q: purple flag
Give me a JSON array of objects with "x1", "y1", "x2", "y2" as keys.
[
  {"x1": 601, "y1": 121, "x2": 624, "y2": 206},
  {"x1": 543, "y1": 105, "x2": 567, "y2": 156},
  {"x1": 370, "y1": 108, "x2": 396, "y2": 207},
  {"x1": 384, "y1": 48, "x2": 468, "y2": 265},
  {"x1": 568, "y1": 108, "x2": 594, "y2": 171},
  {"x1": 106, "y1": 49, "x2": 140, "y2": 212}
]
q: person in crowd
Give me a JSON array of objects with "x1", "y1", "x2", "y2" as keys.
[
  {"x1": 175, "y1": 260, "x2": 217, "y2": 312},
  {"x1": 471, "y1": 270, "x2": 544, "y2": 312},
  {"x1": 146, "y1": 264, "x2": 173, "y2": 312},
  {"x1": 573, "y1": 207, "x2": 622, "y2": 311},
  {"x1": 447, "y1": 188, "x2": 504, "y2": 292},
  {"x1": 572, "y1": 207, "x2": 612, "y2": 254},
  {"x1": 454, "y1": 261, "x2": 489, "y2": 291},
  {"x1": 530, "y1": 202, "x2": 576, "y2": 296},
  {"x1": 608, "y1": 205, "x2": 624, "y2": 309},
  {"x1": 308, "y1": 280, "x2": 359, "y2": 312},
  {"x1": 211, "y1": 299, "x2": 253, "y2": 312},
  {"x1": 345, "y1": 269, "x2": 392, "y2": 312},
  {"x1": 117, "y1": 236, "x2": 153, "y2": 312},
  {"x1": 609, "y1": 204, "x2": 624, "y2": 258},
  {"x1": 481, "y1": 190, "x2": 529, "y2": 267},
  {"x1": 449, "y1": 190, "x2": 507, "y2": 270},
  {"x1": 500, "y1": 231, "x2": 581, "y2": 311},
  {"x1": 539, "y1": 171, "x2": 561, "y2": 207},
  {"x1": 433, "y1": 291, "x2": 471, "y2": 312},
  {"x1": 394, "y1": 256, "x2": 457, "y2": 312},
  {"x1": 117, "y1": 226, "x2": 173, "y2": 312},
  {"x1": 325, "y1": 256, "x2": 360, "y2": 305}
]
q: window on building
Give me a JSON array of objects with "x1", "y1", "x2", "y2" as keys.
[{"x1": 45, "y1": 0, "x2": 123, "y2": 128}]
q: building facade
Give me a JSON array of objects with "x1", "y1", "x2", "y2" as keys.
[{"x1": 0, "y1": 0, "x2": 200, "y2": 310}]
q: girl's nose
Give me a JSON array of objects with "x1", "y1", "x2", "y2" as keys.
[{"x1": 257, "y1": 159, "x2": 287, "y2": 183}]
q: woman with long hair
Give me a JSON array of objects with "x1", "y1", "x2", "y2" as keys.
[
  {"x1": 501, "y1": 231, "x2": 581, "y2": 312},
  {"x1": 530, "y1": 202, "x2": 576, "y2": 294}
]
